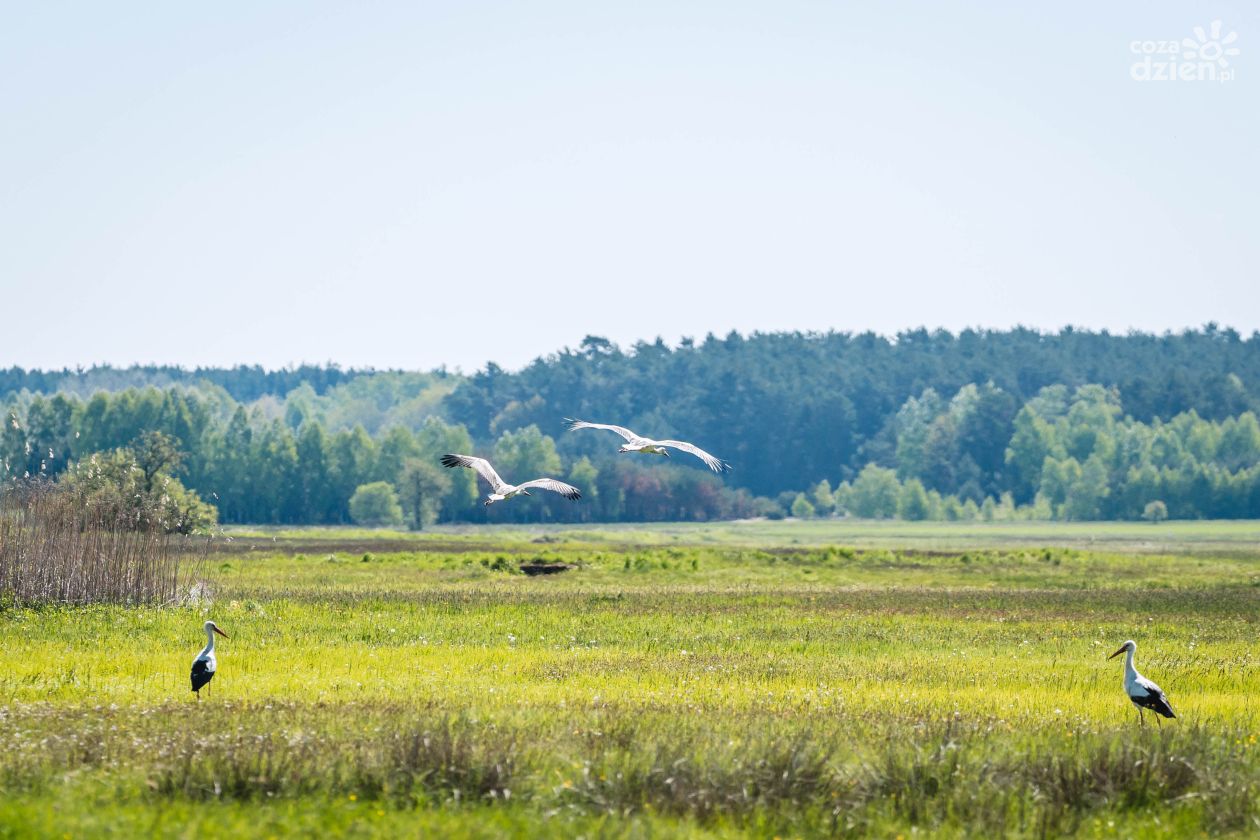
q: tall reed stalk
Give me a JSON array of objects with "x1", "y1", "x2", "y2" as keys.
[{"x1": 0, "y1": 480, "x2": 206, "y2": 605}]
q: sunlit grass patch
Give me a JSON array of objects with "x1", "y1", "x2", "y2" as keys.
[{"x1": 1, "y1": 527, "x2": 1258, "y2": 836}]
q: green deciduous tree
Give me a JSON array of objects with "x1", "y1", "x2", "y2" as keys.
[
  {"x1": 893, "y1": 389, "x2": 943, "y2": 480},
  {"x1": 1005, "y1": 406, "x2": 1060, "y2": 504},
  {"x1": 810, "y1": 479, "x2": 835, "y2": 517},
  {"x1": 790, "y1": 493, "x2": 816, "y2": 519},
  {"x1": 415, "y1": 417, "x2": 479, "y2": 518},
  {"x1": 131, "y1": 430, "x2": 184, "y2": 493},
  {"x1": 897, "y1": 478, "x2": 931, "y2": 521},
  {"x1": 62, "y1": 448, "x2": 217, "y2": 534},
  {"x1": 567, "y1": 456, "x2": 599, "y2": 521},
  {"x1": 348, "y1": 481, "x2": 403, "y2": 527},
  {"x1": 396, "y1": 459, "x2": 452, "y2": 530},
  {"x1": 331, "y1": 426, "x2": 377, "y2": 522},
  {"x1": 374, "y1": 426, "x2": 421, "y2": 485},
  {"x1": 494, "y1": 425, "x2": 561, "y2": 480},
  {"x1": 295, "y1": 422, "x2": 338, "y2": 523},
  {"x1": 849, "y1": 464, "x2": 901, "y2": 519},
  {"x1": 1061, "y1": 455, "x2": 1110, "y2": 520}
]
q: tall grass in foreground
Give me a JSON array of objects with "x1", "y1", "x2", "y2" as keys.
[
  {"x1": 1, "y1": 703, "x2": 1256, "y2": 836},
  {"x1": 0, "y1": 481, "x2": 205, "y2": 605}
]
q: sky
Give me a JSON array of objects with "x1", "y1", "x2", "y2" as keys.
[{"x1": 1, "y1": 1, "x2": 1256, "y2": 373}]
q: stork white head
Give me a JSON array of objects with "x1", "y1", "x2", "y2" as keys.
[
  {"x1": 1108, "y1": 639, "x2": 1136, "y2": 659},
  {"x1": 204, "y1": 620, "x2": 229, "y2": 639}
]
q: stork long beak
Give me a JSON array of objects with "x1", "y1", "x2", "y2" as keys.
[
  {"x1": 214, "y1": 627, "x2": 229, "y2": 639},
  {"x1": 1107, "y1": 646, "x2": 1126, "y2": 659}
]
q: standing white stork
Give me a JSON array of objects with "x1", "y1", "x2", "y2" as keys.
[
  {"x1": 440, "y1": 454, "x2": 582, "y2": 505},
  {"x1": 191, "y1": 620, "x2": 228, "y2": 698},
  {"x1": 565, "y1": 419, "x2": 730, "y2": 472},
  {"x1": 1108, "y1": 639, "x2": 1176, "y2": 726}
]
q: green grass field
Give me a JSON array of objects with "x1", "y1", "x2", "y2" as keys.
[{"x1": 1, "y1": 521, "x2": 1258, "y2": 837}]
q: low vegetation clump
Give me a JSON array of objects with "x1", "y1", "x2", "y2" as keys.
[{"x1": 61, "y1": 449, "x2": 217, "y2": 535}]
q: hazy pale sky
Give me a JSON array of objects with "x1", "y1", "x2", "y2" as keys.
[{"x1": 2, "y1": 2, "x2": 1256, "y2": 372}]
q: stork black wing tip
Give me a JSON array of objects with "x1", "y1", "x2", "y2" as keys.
[{"x1": 440, "y1": 454, "x2": 462, "y2": 469}]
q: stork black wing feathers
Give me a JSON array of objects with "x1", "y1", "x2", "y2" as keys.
[
  {"x1": 1130, "y1": 688, "x2": 1176, "y2": 718},
  {"x1": 191, "y1": 659, "x2": 215, "y2": 693}
]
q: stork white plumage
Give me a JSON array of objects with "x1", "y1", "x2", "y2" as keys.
[
  {"x1": 191, "y1": 620, "x2": 228, "y2": 698},
  {"x1": 440, "y1": 454, "x2": 582, "y2": 505},
  {"x1": 1108, "y1": 639, "x2": 1176, "y2": 726},
  {"x1": 565, "y1": 419, "x2": 730, "y2": 472}
]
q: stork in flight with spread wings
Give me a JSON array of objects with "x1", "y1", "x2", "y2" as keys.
[
  {"x1": 566, "y1": 419, "x2": 730, "y2": 473},
  {"x1": 440, "y1": 454, "x2": 582, "y2": 506}
]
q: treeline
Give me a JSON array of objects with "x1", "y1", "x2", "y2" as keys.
[
  {"x1": 784, "y1": 383, "x2": 1260, "y2": 521},
  {"x1": 0, "y1": 363, "x2": 370, "y2": 403},
  {"x1": 445, "y1": 327, "x2": 1260, "y2": 498},
  {"x1": 3, "y1": 327, "x2": 1259, "y2": 523},
  {"x1": 0, "y1": 389, "x2": 753, "y2": 525}
]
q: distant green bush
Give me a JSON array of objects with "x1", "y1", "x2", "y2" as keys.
[
  {"x1": 349, "y1": 482, "x2": 403, "y2": 527},
  {"x1": 790, "y1": 493, "x2": 815, "y2": 518}
]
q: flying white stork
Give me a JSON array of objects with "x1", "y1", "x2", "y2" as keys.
[
  {"x1": 565, "y1": 419, "x2": 730, "y2": 472},
  {"x1": 191, "y1": 620, "x2": 228, "y2": 698},
  {"x1": 440, "y1": 454, "x2": 582, "y2": 505},
  {"x1": 1108, "y1": 639, "x2": 1176, "y2": 726}
]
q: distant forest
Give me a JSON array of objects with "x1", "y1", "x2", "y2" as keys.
[
  {"x1": 4, "y1": 326, "x2": 1260, "y2": 524},
  {"x1": 0, "y1": 364, "x2": 369, "y2": 403}
]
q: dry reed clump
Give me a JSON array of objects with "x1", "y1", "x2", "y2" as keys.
[
  {"x1": 561, "y1": 733, "x2": 835, "y2": 822},
  {"x1": 0, "y1": 480, "x2": 206, "y2": 605},
  {"x1": 556, "y1": 721, "x2": 1259, "y2": 834},
  {"x1": 142, "y1": 717, "x2": 518, "y2": 806}
]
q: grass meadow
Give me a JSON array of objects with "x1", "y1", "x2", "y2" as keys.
[{"x1": 0, "y1": 521, "x2": 1257, "y2": 837}]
